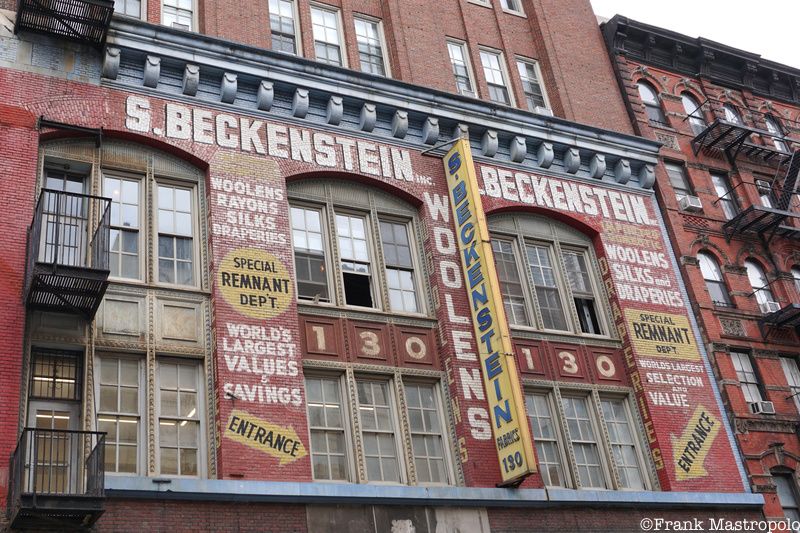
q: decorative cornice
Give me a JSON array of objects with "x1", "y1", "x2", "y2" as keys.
[
  {"x1": 102, "y1": 18, "x2": 661, "y2": 193},
  {"x1": 603, "y1": 16, "x2": 800, "y2": 106}
]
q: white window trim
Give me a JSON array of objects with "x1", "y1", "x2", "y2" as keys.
[
  {"x1": 154, "y1": 179, "x2": 201, "y2": 289},
  {"x1": 94, "y1": 354, "x2": 147, "y2": 476},
  {"x1": 478, "y1": 46, "x2": 515, "y2": 107},
  {"x1": 353, "y1": 14, "x2": 391, "y2": 78},
  {"x1": 559, "y1": 391, "x2": 613, "y2": 489},
  {"x1": 269, "y1": 0, "x2": 303, "y2": 56},
  {"x1": 499, "y1": 0, "x2": 526, "y2": 16},
  {"x1": 310, "y1": 2, "x2": 348, "y2": 68},
  {"x1": 290, "y1": 202, "x2": 336, "y2": 306},
  {"x1": 154, "y1": 357, "x2": 207, "y2": 478},
  {"x1": 304, "y1": 372, "x2": 358, "y2": 483},
  {"x1": 103, "y1": 171, "x2": 146, "y2": 284},
  {"x1": 560, "y1": 245, "x2": 609, "y2": 338},
  {"x1": 161, "y1": 0, "x2": 198, "y2": 32},
  {"x1": 599, "y1": 394, "x2": 651, "y2": 491},
  {"x1": 515, "y1": 56, "x2": 550, "y2": 111},
  {"x1": 446, "y1": 38, "x2": 478, "y2": 99},
  {"x1": 466, "y1": 0, "x2": 492, "y2": 7},
  {"x1": 114, "y1": 0, "x2": 147, "y2": 20}
]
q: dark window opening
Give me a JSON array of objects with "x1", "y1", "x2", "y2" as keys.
[
  {"x1": 30, "y1": 349, "x2": 82, "y2": 401},
  {"x1": 575, "y1": 299, "x2": 601, "y2": 335},
  {"x1": 343, "y1": 273, "x2": 374, "y2": 307}
]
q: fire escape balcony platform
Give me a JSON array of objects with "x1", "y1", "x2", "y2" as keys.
[
  {"x1": 24, "y1": 189, "x2": 111, "y2": 320},
  {"x1": 7, "y1": 428, "x2": 106, "y2": 530},
  {"x1": 14, "y1": 0, "x2": 114, "y2": 50},
  {"x1": 691, "y1": 119, "x2": 755, "y2": 159},
  {"x1": 759, "y1": 303, "x2": 800, "y2": 341},
  {"x1": 740, "y1": 141, "x2": 793, "y2": 166},
  {"x1": 721, "y1": 205, "x2": 800, "y2": 242}
]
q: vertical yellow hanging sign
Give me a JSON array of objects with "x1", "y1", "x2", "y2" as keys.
[{"x1": 443, "y1": 138, "x2": 537, "y2": 486}]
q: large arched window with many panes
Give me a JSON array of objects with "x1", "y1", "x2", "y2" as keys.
[
  {"x1": 288, "y1": 179, "x2": 427, "y2": 315},
  {"x1": 489, "y1": 213, "x2": 609, "y2": 336}
]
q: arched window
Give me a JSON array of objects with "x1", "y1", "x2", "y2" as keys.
[
  {"x1": 773, "y1": 472, "x2": 800, "y2": 522},
  {"x1": 723, "y1": 103, "x2": 742, "y2": 125},
  {"x1": 489, "y1": 214, "x2": 608, "y2": 335},
  {"x1": 288, "y1": 179, "x2": 425, "y2": 314},
  {"x1": 791, "y1": 266, "x2": 800, "y2": 294},
  {"x1": 745, "y1": 259, "x2": 776, "y2": 311},
  {"x1": 681, "y1": 93, "x2": 707, "y2": 135},
  {"x1": 637, "y1": 82, "x2": 667, "y2": 126},
  {"x1": 697, "y1": 252, "x2": 731, "y2": 307},
  {"x1": 765, "y1": 115, "x2": 789, "y2": 152}
]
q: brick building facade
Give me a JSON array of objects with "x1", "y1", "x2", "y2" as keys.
[
  {"x1": 0, "y1": 1, "x2": 765, "y2": 531},
  {"x1": 603, "y1": 15, "x2": 800, "y2": 525}
]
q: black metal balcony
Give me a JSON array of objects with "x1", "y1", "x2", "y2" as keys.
[
  {"x1": 6, "y1": 428, "x2": 106, "y2": 530},
  {"x1": 14, "y1": 0, "x2": 114, "y2": 50},
  {"x1": 25, "y1": 189, "x2": 111, "y2": 320},
  {"x1": 721, "y1": 151, "x2": 800, "y2": 242},
  {"x1": 758, "y1": 303, "x2": 800, "y2": 341},
  {"x1": 691, "y1": 119, "x2": 793, "y2": 167}
]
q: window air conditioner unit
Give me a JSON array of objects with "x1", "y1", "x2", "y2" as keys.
[
  {"x1": 534, "y1": 106, "x2": 553, "y2": 116},
  {"x1": 679, "y1": 195, "x2": 703, "y2": 212},
  {"x1": 749, "y1": 401, "x2": 776, "y2": 415},
  {"x1": 759, "y1": 301, "x2": 781, "y2": 314}
]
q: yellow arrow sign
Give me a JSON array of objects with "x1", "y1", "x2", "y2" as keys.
[
  {"x1": 225, "y1": 409, "x2": 307, "y2": 466},
  {"x1": 670, "y1": 405, "x2": 720, "y2": 481}
]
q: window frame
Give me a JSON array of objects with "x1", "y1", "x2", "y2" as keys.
[
  {"x1": 744, "y1": 258, "x2": 776, "y2": 308},
  {"x1": 663, "y1": 161, "x2": 693, "y2": 202},
  {"x1": 114, "y1": 0, "x2": 145, "y2": 19},
  {"x1": 773, "y1": 472, "x2": 800, "y2": 522},
  {"x1": 499, "y1": 0, "x2": 525, "y2": 15},
  {"x1": 479, "y1": 47, "x2": 515, "y2": 106},
  {"x1": 637, "y1": 81, "x2": 667, "y2": 127},
  {"x1": 305, "y1": 373, "x2": 356, "y2": 482},
  {"x1": 95, "y1": 354, "x2": 146, "y2": 476},
  {"x1": 765, "y1": 115, "x2": 789, "y2": 153},
  {"x1": 490, "y1": 224, "x2": 610, "y2": 338},
  {"x1": 161, "y1": 0, "x2": 196, "y2": 31},
  {"x1": 525, "y1": 389, "x2": 571, "y2": 487},
  {"x1": 516, "y1": 57, "x2": 550, "y2": 113},
  {"x1": 681, "y1": 92, "x2": 707, "y2": 135},
  {"x1": 730, "y1": 351, "x2": 764, "y2": 405},
  {"x1": 710, "y1": 172, "x2": 739, "y2": 221},
  {"x1": 526, "y1": 388, "x2": 650, "y2": 491},
  {"x1": 446, "y1": 39, "x2": 477, "y2": 98},
  {"x1": 155, "y1": 180, "x2": 199, "y2": 288},
  {"x1": 353, "y1": 14, "x2": 391, "y2": 77},
  {"x1": 781, "y1": 358, "x2": 800, "y2": 414},
  {"x1": 291, "y1": 203, "x2": 334, "y2": 304},
  {"x1": 310, "y1": 3, "x2": 347, "y2": 67},
  {"x1": 791, "y1": 266, "x2": 800, "y2": 295},
  {"x1": 722, "y1": 103, "x2": 742, "y2": 125},
  {"x1": 269, "y1": 0, "x2": 302, "y2": 55},
  {"x1": 304, "y1": 371, "x2": 454, "y2": 486},
  {"x1": 696, "y1": 251, "x2": 732, "y2": 308},
  {"x1": 103, "y1": 171, "x2": 144, "y2": 282},
  {"x1": 155, "y1": 357, "x2": 206, "y2": 478},
  {"x1": 491, "y1": 237, "x2": 532, "y2": 327},
  {"x1": 288, "y1": 197, "x2": 426, "y2": 317}
]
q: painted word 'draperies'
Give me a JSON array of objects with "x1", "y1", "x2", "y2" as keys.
[{"x1": 444, "y1": 138, "x2": 536, "y2": 486}]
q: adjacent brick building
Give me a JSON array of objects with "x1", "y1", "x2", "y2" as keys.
[
  {"x1": 0, "y1": 0, "x2": 764, "y2": 531},
  {"x1": 603, "y1": 15, "x2": 800, "y2": 525}
]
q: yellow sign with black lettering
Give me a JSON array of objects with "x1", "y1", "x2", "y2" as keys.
[
  {"x1": 671, "y1": 405, "x2": 720, "y2": 480},
  {"x1": 225, "y1": 409, "x2": 307, "y2": 465},
  {"x1": 444, "y1": 138, "x2": 536, "y2": 486},
  {"x1": 218, "y1": 248, "x2": 292, "y2": 319},
  {"x1": 625, "y1": 309, "x2": 700, "y2": 361}
]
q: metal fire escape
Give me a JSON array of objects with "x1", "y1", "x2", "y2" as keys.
[{"x1": 13, "y1": 0, "x2": 114, "y2": 50}]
